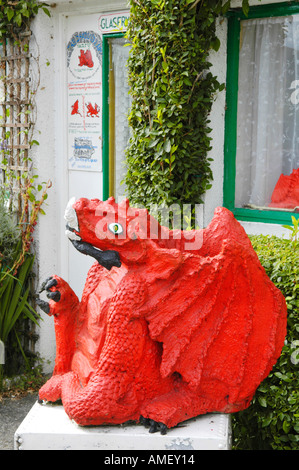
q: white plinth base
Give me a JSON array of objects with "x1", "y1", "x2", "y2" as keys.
[{"x1": 14, "y1": 401, "x2": 231, "y2": 450}]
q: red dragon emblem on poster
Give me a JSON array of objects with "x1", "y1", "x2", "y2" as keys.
[
  {"x1": 86, "y1": 102, "x2": 100, "y2": 117},
  {"x1": 71, "y1": 99, "x2": 82, "y2": 117},
  {"x1": 78, "y1": 49, "x2": 94, "y2": 68}
]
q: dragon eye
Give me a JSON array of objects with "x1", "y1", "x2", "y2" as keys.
[{"x1": 108, "y1": 223, "x2": 123, "y2": 235}]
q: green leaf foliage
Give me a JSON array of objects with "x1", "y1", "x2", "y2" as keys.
[
  {"x1": 0, "y1": 191, "x2": 42, "y2": 388},
  {"x1": 125, "y1": 1, "x2": 219, "y2": 212},
  {"x1": 232, "y1": 233, "x2": 299, "y2": 450},
  {"x1": 0, "y1": 1, "x2": 50, "y2": 386},
  {"x1": 0, "y1": 246, "x2": 41, "y2": 389},
  {"x1": 0, "y1": 1, "x2": 51, "y2": 39},
  {"x1": 0, "y1": 195, "x2": 20, "y2": 267},
  {"x1": 124, "y1": 0, "x2": 260, "y2": 216}
]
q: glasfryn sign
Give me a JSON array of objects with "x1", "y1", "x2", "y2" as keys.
[{"x1": 98, "y1": 11, "x2": 130, "y2": 34}]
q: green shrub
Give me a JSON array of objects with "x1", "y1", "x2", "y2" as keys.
[
  {"x1": 124, "y1": 1, "x2": 262, "y2": 221},
  {"x1": 0, "y1": 191, "x2": 43, "y2": 390},
  {"x1": 0, "y1": 193, "x2": 20, "y2": 268},
  {"x1": 125, "y1": 1, "x2": 219, "y2": 213},
  {"x1": 232, "y1": 227, "x2": 299, "y2": 450}
]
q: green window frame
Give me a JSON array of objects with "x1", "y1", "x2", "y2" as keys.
[
  {"x1": 102, "y1": 32, "x2": 126, "y2": 201},
  {"x1": 224, "y1": 2, "x2": 299, "y2": 225}
]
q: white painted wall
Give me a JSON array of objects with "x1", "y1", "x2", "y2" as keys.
[
  {"x1": 30, "y1": 0, "x2": 293, "y2": 371},
  {"x1": 30, "y1": 9, "x2": 57, "y2": 371},
  {"x1": 202, "y1": 16, "x2": 227, "y2": 227},
  {"x1": 31, "y1": 0, "x2": 129, "y2": 372}
]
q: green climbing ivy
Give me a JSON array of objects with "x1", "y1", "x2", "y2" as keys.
[{"x1": 125, "y1": 0, "x2": 260, "y2": 215}]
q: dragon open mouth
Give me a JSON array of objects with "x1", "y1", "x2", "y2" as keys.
[{"x1": 64, "y1": 197, "x2": 121, "y2": 271}]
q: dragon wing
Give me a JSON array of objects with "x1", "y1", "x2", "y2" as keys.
[{"x1": 144, "y1": 235, "x2": 287, "y2": 403}]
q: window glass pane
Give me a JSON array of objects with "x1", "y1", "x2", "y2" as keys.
[
  {"x1": 109, "y1": 37, "x2": 131, "y2": 202},
  {"x1": 235, "y1": 15, "x2": 299, "y2": 211}
]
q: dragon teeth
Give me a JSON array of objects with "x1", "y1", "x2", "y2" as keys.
[
  {"x1": 65, "y1": 229, "x2": 81, "y2": 241},
  {"x1": 64, "y1": 197, "x2": 79, "y2": 232}
]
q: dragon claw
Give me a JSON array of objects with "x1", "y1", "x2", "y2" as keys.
[
  {"x1": 139, "y1": 416, "x2": 168, "y2": 435},
  {"x1": 39, "y1": 276, "x2": 58, "y2": 293},
  {"x1": 37, "y1": 276, "x2": 61, "y2": 315},
  {"x1": 47, "y1": 290, "x2": 61, "y2": 302},
  {"x1": 36, "y1": 298, "x2": 50, "y2": 314}
]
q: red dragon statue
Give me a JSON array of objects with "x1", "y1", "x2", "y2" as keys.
[{"x1": 37, "y1": 197, "x2": 287, "y2": 433}]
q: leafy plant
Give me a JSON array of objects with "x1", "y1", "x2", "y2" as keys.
[
  {"x1": 0, "y1": 183, "x2": 49, "y2": 389},
  {"x1": 0, "y1": 252, "x2": 41, "y2": 389},
  {"x1": 0, "y1": 0, "x2": 50, "y2": 39},
  {"x1": 124, "y1": 0, "x2": 261, "y2": 220},
  {"x1": 232, "y1": 231, "x2": 299, "y2": 450},
  {"x1": 0, "y1": 178, "x2": 50, "y2": 385},
  {"x1": 283, "y1": 215, "x2": 299, "y2": 243},
  {"x1": 0, "y1": 193, "x2": 20, "y2": 267},
  {"x1": 0, "y1": 0, "x2": 51, "y2": 389}
]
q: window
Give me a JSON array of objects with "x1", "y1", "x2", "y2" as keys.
[
  {"x1": 102, "y1": 34, "x2": 131, "y2": 202},
  {"x1": 224, "y1": 3, "x2": 299, "y2": 224}
]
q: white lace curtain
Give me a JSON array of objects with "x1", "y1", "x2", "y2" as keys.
[
  {"x1": 111, "y1": 39, "x2": 131, "y2": 202},
  {"x1": 235, "y1": 15, "x2": 299, "y2": 208}
]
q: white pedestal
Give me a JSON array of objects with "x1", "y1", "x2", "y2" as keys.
[{"x1": 14, "y1": 401, "x2": 231, "y2": 450}]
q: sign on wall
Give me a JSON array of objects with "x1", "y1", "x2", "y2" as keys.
[
  {"x1": 98, "y1": 11, "x2": 130, "y2": 34},
  {"x1": 66, "y1": 11, "x2": 130, "y2": 173},
  {"x1": 67, "y1": 16, "x2": 103, "y2": 171}
]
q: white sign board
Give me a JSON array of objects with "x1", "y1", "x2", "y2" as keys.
[
  {"x1": 66, "y1": 16, "x2": 103, "y2": 172},
  {"x1": 98, "y1": 11, "x2": 130, "y2": 34}
]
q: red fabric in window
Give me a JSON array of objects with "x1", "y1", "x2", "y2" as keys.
[{"x1": 269, "y1": 168, "x2": 299, "y2": 210}]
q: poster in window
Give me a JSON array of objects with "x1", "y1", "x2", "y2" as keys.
[{"x1": 66, "y1": 16, "x2": 102, "y2": 171}]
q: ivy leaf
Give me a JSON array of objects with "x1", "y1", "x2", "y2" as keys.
[
  {"x1": 261, "y1": 416, "x2": 272, "y2": 428},
  {"x1": 14, "y1": 14, "x2": 23, "y2": 27},
  {"x1": 282, "y1": 421, "x2": 291, "y2": 434},
  {"x1": 148, "y1": 138, "x2": 160, "y2": 148},
  {"x1": 222, "y1": 1, "x2": 231, "y2": 14},
  {"x1": 30, "y1": 140, "x2": 40, "y2": 146},
  {"x1": 258, "y1": 396, "x2": 267, "y2": 408},
  {"x1": 164, "y1": 139, "x2": 171, "y2": 153},
  {"x1": 6, "y1": 8, "x2": 14, "y2": 22},
  {"x1": 211, "y1": 37, "x2": 221, "y2": 52},
  {"x1": 42, "y1": 7, "x2": 51, "y2": 18},
  {"x1": 21, "y1": 10, "x2": 30, "y2": 18},
  {"x1": 242, "y1": 0, "x2": 250, "y2": 17}
]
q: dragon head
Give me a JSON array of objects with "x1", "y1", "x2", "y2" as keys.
[{"x1": 64, "y1": 197, "x2": 158, "y2": 269}]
